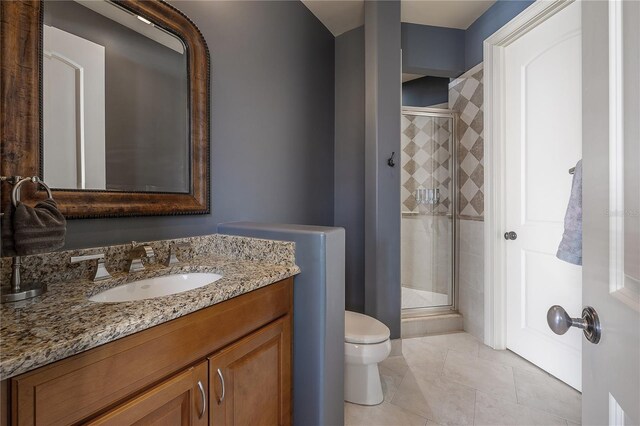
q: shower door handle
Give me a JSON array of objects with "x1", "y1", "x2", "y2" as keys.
[{"x1": 504, "y1": 231, "x2": 517, "y2": 240}]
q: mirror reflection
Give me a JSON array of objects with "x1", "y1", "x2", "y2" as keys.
[{"x1": 43, "y1": 0, "x2": 189, "y2": 193}]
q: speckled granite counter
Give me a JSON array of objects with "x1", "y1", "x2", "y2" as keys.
[{"x1": 0, "y1": 235, "x2": 300, "y2": 380}]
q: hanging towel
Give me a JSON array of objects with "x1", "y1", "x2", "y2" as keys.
[
  {"x1": 557, "y1": 160, "x2": 582, "y2": 265},
  {"x1": 2, "y1": 198, "x2": 66, "y2": 256},
  {"x1": 0, "y1": 204, "x2": 16, "y2": 256}
]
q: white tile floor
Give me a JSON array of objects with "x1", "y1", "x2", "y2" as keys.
[
  {"x1": 402, "y1": 286, "x2": 449, "y2": 309},
  {"x1": 345, "y1": 332, "x2": 581, "y2": 426}
]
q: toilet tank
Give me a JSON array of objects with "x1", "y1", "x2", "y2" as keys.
[{"x1": 217, "y1": 222, "x2": 345, "y2": 426}]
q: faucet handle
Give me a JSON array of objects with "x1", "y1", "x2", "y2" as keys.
[
  {"x1": 166, "y1": 241, "x2": 191, "y2": 266},
  {"x1": 127, "y1": 242, "x2": 155, "y2": 272},
  {"x1": 70, "y1": 253, "x2": 112, "y2": 281},
  {"x1": 129, "y1": 241, "x2": 155, "y2": 260}
]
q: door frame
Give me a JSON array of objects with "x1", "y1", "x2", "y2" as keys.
[{"x1": 483, "y1": 0, "x2": 576, "y2": 349}]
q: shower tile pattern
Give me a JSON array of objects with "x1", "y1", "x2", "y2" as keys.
[
  {"x1": 449, "y1": 64, "x2": 484, "y2": 219},
  {"x1": 400, "y1": 114, "x2": 452, "y2": 214},
  {"x1": 450, "y1": 63, "x2": 486, "y2": 342}
]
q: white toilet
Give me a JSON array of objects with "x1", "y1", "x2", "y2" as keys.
[{"x1": 344, "y1": 310, "x2": 392, "y2": 405}]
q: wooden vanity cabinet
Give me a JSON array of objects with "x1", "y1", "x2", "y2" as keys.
[
  {"x1": 86, "y1": 361, "x2": 208, "y2": 426},
  {"x1": 209, "y1": 316, "x2": 291, "y2": 426},
  {"x1": 1, "y1": 278, "x2": 293, "y2": 426}
]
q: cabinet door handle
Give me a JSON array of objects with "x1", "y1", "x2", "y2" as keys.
[
  {"x1": 197, "y1": 380, "x2": 206, "y2": 418},
  {"x1": 216, "y1": 368, "x2": 225, "y2": 403}
]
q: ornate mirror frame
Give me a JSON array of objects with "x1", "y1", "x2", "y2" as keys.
[{"x1": 0, "y1": 0, "x2": 210, "y2": 218}]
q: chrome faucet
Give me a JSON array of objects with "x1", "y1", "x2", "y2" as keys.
[
  {"x1": 128, "y1": 242, "x2": 155, "y2": 272},
  {"x1": 71, "y1": 253, "x2": 112, "y2": 281}
]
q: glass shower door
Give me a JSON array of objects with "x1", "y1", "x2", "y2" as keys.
[{"x1": 400, "y1": 109, "x2": 456, "y2": 311}]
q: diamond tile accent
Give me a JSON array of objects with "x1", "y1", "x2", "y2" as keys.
[
  {"x1": 470, "y1": 110, "x2": 484, "y2": 136},
  {"x1": 404, "y1": 176, "x2": 419, "y2": 194},
  {"x1": 403, "y1": 141, "x2": 419, "y2": 157},
  {"x1": 460, "y1": 154, "x2": 479, "y2": 176},
  {"x1": 449, "y1": 64, "x2": 484, "y2": 220},
  {"x1": 400, "y1": 113, "x2": 453, "y2": 215},
  {"x1": 470, "y1": 163, "x2": 484, "y2": 188},
  {"x1": 403, "y1": 123, "x2": 418, "y2": 138},
  {"x1": 469, "y1": 190, "x2": 484, "y2": 216},
  {"x1": 470, "y1": 139, "x2": 483, "y2": 161},
  {"x1": 403, "y1": 159, "x2": 418, "y2": 175},
  {"x1": 458, "y1": 145, "x2": 469, "y2": 163}
]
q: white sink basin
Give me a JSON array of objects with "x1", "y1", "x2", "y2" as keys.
[{"x1": 89, "y1": 272, "x2": 223, "y2": 303}]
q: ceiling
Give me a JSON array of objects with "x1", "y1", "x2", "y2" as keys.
[
  {"x1": 402, "y1": 73, "x2": 425, "y2": 83},
  {"x1": 402, "y1": 1, "x2": 496, "y2": 29},
  {"x1": 301, "y1": 1, "x2": 364, "y2": 37},
  {"x1": 301, "y1": 0, "x2": 496, "y2": 37}
]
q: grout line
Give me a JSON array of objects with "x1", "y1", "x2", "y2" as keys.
[
  {"x1": 389, "y1": 352, "x2": 440, "y2": 424},
  {"x1": 472, "y1": 389, "x2": 478, "y2": 426},
  {"x1": 441, "y1": 349, "x2": 450, "y2": 376},
  {"x1": 388, "y1": 386, "x2": 433, "y2": 424},
  {"x1": 389, "y1": 366, "x2": 409, "y2": 406},
  {"x1": 512, "y1": 365, "x2": 520, "y2": 405},
  {"x1": 512, "y1": 366, "x2": 582, "y2": 424}
]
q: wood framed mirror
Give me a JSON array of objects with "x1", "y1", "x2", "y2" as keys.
[{"x1": 0, "y1": 0, "x2": 210, "y2": 218}]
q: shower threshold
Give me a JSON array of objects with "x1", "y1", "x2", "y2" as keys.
[{"x1": 401, "y1": 311, "x2": 463, "y2": 338}]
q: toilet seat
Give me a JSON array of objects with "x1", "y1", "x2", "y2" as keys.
[{"x1": 345, "y1": 311, "x2": 390, "y2": 344}]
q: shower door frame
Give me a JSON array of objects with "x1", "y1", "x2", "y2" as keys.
[{"x1": 400, "y1": 107, "x2": 459, "y2": 317}]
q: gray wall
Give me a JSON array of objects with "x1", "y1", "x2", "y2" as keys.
[
  {"x1": 44, "y1": 1, "x2": 189, "y2": 193},
  {"x1": 402, "y1": 76, "x2": 449, "y2": 107},
  {"x1": 464, "y1": 0, "x2": 534, "y2": 70},
  {"x1": 401, "y1": 22, "x2": 465, "y2": 77},
  {"x1": 364, "y1": 1, "x2": 402, "y2": 339},
  {"x1": 401, "y1": 1, "x2": 534, "y2": 77},
  {"x1": 334, "y1": 27, "x2": 365, "y2": 313},
  {"x1": 60, "y1": 1, "x2": 335, "y2": 249}
]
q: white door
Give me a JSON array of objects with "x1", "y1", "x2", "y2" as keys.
[
  {"x1": 579, "y1": 0, "x2": 639, "y2": 424},
  {"x1": 504, "y1": 1, "x2": 583, "y2": 390},
  {"x1": 43, "y1": 25, "x2": 106, "y2": 190}
]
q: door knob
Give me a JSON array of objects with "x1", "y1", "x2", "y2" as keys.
[
  {"x1": 504, "y1": 231, "x2": 517, "y2": 240},
  {"x1": 547, "y1": 305, "x2": 601, "y2": 344}
]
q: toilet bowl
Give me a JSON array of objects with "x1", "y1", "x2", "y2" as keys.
[{"x1": 344, "y1": 311, "x2": 392, "y2": 405}]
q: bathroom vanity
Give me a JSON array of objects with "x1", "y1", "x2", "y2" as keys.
[
  {"x1": 0, "y1": 235, "x2": 299, "y2": 426},
  {"x1": 3, "y1": 278, "x2": 292, "y2": 425}
]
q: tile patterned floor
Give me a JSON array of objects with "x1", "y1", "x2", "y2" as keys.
[{"x1": 345, "y1": 332, "x2": 581, "y2": 426}]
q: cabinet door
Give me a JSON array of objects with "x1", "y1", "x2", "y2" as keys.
[
  {"x1": 87, "y1": 361, "x2": 208, "y2": 426},
  {"x1": 209, "y1": 316, "x2": 291, "y2": 426}
]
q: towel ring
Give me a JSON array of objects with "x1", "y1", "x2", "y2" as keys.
[{"x1": 11, "y1": 176, "x2": 53, "y2": 208}]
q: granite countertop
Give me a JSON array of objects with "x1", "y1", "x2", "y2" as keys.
[{"x1": 0, "y1": 254, "x2": 299, "y2": 380}]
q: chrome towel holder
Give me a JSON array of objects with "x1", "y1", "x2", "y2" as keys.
[
  {"x1": 0, "y1": 175, "x2": 54, "y2": 303},
  {"x1": 9, "y1": 176, "x2": 53, "y2": 207}
]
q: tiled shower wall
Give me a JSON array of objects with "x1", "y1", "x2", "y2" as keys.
[
  {"x1": 449, "y1": 64, "x2": 484, "y2": 220},
  {"x1": 400, "y1": 115, "x2": 452, "y2": 214},
  {"x1": 449, "y1": 63, "x2": 485, "y2": 341}
]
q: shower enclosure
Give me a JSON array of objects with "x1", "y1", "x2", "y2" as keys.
[{"x1": 400, "y1": 107, "x2": 458, "y2": 315}]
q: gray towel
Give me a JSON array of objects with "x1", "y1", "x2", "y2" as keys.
[
  {"x1": 557, "y1": 160, "x2": 582, "y2": 265},
  {"x1": 1, "y1": 198, "x2": 66, "y2": 257}
]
